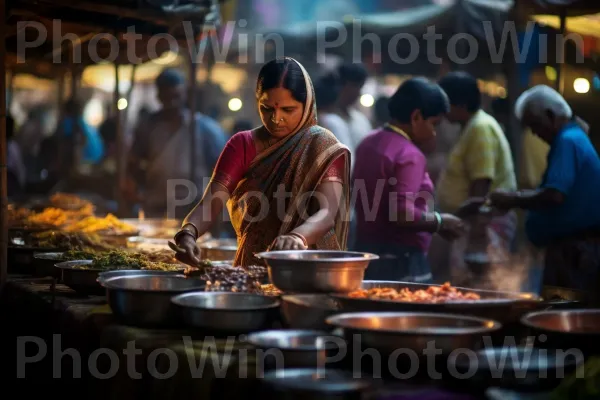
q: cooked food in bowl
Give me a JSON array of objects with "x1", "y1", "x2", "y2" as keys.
[{"x1": 348, "y1": 282, "x2": 481, "y2": 302}]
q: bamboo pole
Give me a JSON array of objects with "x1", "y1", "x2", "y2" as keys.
[
  {"x1": 187, "y1": 39, "x2": 199, "y2": 187},
  {"x1": 556, "y1": 9, "x2": 567, "y2": 94},
  {"x1": 1, "y1": 0, "x2": 7, "y2": 288},
  {"x1": 114, "y1": 61, "x2": 125, "y2": 216}
]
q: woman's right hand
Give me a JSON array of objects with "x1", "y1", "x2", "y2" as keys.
[
  {"x1": 175, "y1": 233, "x2": 201, "y2": 266},
  {"x1": 438, "y1": 213, "x2": 466, "y2": 240}
]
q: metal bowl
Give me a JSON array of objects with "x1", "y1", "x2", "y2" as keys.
[
  {"x1": 280, "y1": 294, "x2": 341, "y2": 330},
  {"x1": 256, "y1": 250, "x2": 379, "y2": 293},
  {"x1": 260, "y1": 368, "x2": 373, "y2": 400},
  {"x1": 521, "y1": 309, "x2": 600, "y2": 356},
  {"x1": 33, "y1": 252, "x2": 65, "y2": 277},
  {"x1": 247, "y1": 329, "x2": 346, "y2": 369},
  {"x1": 198, "y1": 238, "x2": 238, "y2": 261},
  {"x1": 98, "y1": 271, "x2": 205, "y2": 327},
  {"x1": 171, "y1": 292, "x2": 280, "y2": 333},
  {"x1": 449, "y1": 346, "x2": 583, "y2": 392},
  {"x1": 55, "y1": 260, "x2": 105, "y2": 294},
  {"x1": 326, "y1": 312, "x2": 501, "y2": 355},
  {"x1": 333, "y1": 280, "x2": 542, "y2": 325}
]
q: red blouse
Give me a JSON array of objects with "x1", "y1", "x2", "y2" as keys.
[{"x1": 211, "y1": 130, "x2": 345, "y2": 193}]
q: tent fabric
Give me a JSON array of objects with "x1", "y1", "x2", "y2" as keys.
[
  {"x1": 522, "y1": 0, "x2": 600, "y2": 17},
  {"x1": 258, "y1": 0, "x2": 515, "y2": 42},
  {"x1": 533, "y1": 13, "x2": 600, "y2": 39}
]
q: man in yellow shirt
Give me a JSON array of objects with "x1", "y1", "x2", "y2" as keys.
[{"x1": 433, "y1": 72, "x2": 518, "y2": 288}]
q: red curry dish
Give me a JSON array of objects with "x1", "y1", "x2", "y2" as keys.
[{"x1": 348, "y1": 282, "x2": 481, "y2": 303}]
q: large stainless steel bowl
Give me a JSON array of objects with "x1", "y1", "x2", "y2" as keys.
[
  {"x1": 98, "y1": 270, "x2": 205, "y2": 327},
  {"x1": 55, "y1": 260, "x2": 105, "y2": 294},
  {"x1": 280, "y1": 294, "x2": 341, "y2": 330},
  {"x1": 521, "y1": 309, "x2": 600, "y2": 356},
  {"x1": 247, "y1": 329, "x2": 346, "y2": 369},
  {"x1": 256, "y1": 250, "x2": 378, "y2": 293},
  {"x1": 33, "y1": 252, "x2": 65, "y2": 278},
  {"x1": 260, "y1": 368, "x2": 373, "y2": 399},
  {"x1": 199, "y1": 239, "x2": 238, "y2": 261},
  {"x1": 326, "y1": 312, "x2": 501, "y2": 355},
  {"x1": 171, "y1": 291, "x2": 279, "y2": 333}
]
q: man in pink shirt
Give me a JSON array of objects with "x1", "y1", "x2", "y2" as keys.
[{"x1": 352, "y1": 78, "x2": 467, "y2": 282}]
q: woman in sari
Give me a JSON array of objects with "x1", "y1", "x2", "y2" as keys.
[{"x1": 173, "y1": 58, "x2": 351, "y2": 267}]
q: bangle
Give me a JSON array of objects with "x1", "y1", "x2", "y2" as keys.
[
  {"x1": 288, "y1": 232, "x2": 308, "y2": 248},
  {"x1": 174, "y1": 229, "x2": 196, "y2": 244},
  {"x1": 181, "y1": 223, "x2": 199, "y2": 240},
  {"x1": 434, "y1": 212, "x2": 442, "y2": 233}
]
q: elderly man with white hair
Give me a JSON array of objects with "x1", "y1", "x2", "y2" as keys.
[{"x1": 489, "y1": 85, "x2": 600, "y2": 303}]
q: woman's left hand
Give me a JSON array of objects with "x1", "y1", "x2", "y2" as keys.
[{"x1": 270, "y1": 235, "x2": 308, "y2": 251}]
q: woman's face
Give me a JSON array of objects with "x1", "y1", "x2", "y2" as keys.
[{"x1": 258, "y1": 87, "x2": 305, "y2": 138}]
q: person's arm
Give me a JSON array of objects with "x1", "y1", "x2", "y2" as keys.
[
  {"x1": 272, "y1": 155, "x2": 347, "y2": 250},
  {"x1": 178, "y1": 133, "x2": 248, "y2": 241},
  {"x1": 392, "y1": 152, "x2": 440, "y2": 232},
  {"x1": 490, "y1": 137, "x2": 576, "y2": 210}
]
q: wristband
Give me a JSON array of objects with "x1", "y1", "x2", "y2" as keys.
[
  {"x1": 181, "y1": 223, "x2": 199, "y2": 240},
  {"x1": 288, "y1": 232, "x2": 308, "y2": 248},
  {"x1": 434, "y1": 212, "x2": 442, "y2": 233},
  {"x1": 174, "y1": 229, "x2": 196, "y2": 245}
]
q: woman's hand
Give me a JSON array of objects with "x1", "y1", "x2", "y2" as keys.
[
  {"x1": 269, "y1": 234, "x2": 308, "y2": 251},
  {"x1": 438, "y1": 213, "x2": 466, "y2": 241},
  {"x1": 174, "y1": 233, "x2": 202, "y2": 266}
]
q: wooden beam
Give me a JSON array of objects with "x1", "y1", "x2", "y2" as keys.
[
  {"x1": 29, "y1": 0, "x2": 173, "y2": 25},
  {"x1": 1, "y1": 0, "x2": 7, "y2": 289}
]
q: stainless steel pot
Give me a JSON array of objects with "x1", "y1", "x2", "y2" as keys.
[
  {"x1": 198, "y1": 239, "x2": 238, "y2": 261},
  {"x1": 260, "y1": 368, "x2": 374, "y2": 400},
  {"x1": 246, "y1": 329, "x2": 346, "y2": 369},
  {"x1": 280, "y1": 294, "x2": 341, "y2": 330},
  {"x1": 171, "y1": 291, "x2": 279, "y2": 333},
  {"x1": 326, "y1": 312, "x2": 501, "y2": 355},
  {"x1": 521, "y1": 309, "x2": 600, "y2": 356},
  {"x1": 256, "y1": 250, "x2": 378, "y2": 293},
  {"x1": 332, "y1": 280, "x2": 542, "y2": 325},
  {"x1": 55, "y1": 260, "x2": 105, "y2": 294},
  {"x1": 98, "y1": 270, "x2": 205, "y2": 327},
  {"x1": 33, "y1": 252, "x2": 65, "y2": 278}
]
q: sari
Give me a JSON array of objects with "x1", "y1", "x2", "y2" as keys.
[{"x1": 219, "y1": 58, "x2": 351, "y2": 267}]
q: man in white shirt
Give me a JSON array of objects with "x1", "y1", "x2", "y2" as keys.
[
  {"x1": 336, "y1": 63, "x2": 373, "y2": 152},
  {"x1": 314, "y1": 73, "x2": 354, "y2": 163}
]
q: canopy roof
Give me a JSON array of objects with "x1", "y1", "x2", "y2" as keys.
[
  {"x1": 7, "y1": 0, "x2": 224, "y2": 75},
  {"x1": 520, "y1": 0, "x2": 600, "y2": 17}
]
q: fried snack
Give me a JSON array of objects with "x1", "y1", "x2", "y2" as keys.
[
  {"x1": 348, "y1": 282, "x2": 481, "y2": 303},
  {"x1": 25, "y1": 206, "x2": 94, "y2": 228},
  {"x1": 7, "y1": 204, "x2": 32, "y2": 227},
  {"x1": 27, "y1": 231, "x2": 117, "y2": 250},
  {"x1": 49, "y1": 193, "x2": 94, "y2": 211},
  {"x1": 62, "y1": 214, "x2": 137, "y2": 234}
]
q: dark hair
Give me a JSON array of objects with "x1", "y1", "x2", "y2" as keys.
[
  {"x1": 256, "y1": 58, "x2": 307, "y2": 103},
  {"x1": 64, "y1": 98, "x2": 83, "y2": 115},
  {"x1": 6, "y1": 115, "x2": 14, "y2": 140},
  {"x1": 156, "y1": 68, "x2": 186, "y2": 88},
  {"x1": 337, "y1": 63, "x2": 368, "y2": 85},
  {"x1": 314, "y1": 72, "x2": 341, "y2": 109},
  {"x1": 491, "y1": 97, "x2": 510, "y2": 115},
  {"x1": 374, "y1": 96, "x2": 390, "y2": 123},
  {"x1": 438, "y1": 71, "x2": 481, "y2": 112},
  {"x1": 388, "y1": 77, "x2": 449, "y2": 123},
  {"x1": 232, "y1": 119, "x2": 253, "y2": 133}
]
